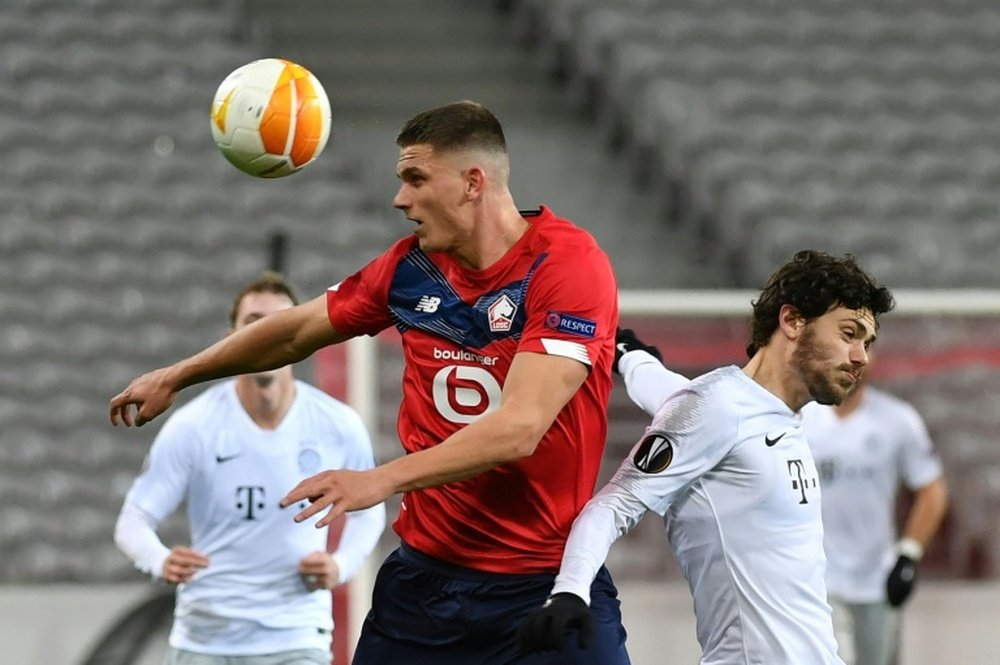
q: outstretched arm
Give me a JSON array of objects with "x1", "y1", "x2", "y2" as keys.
[
  {"x1": 110, "y1": 295, "x2": 345, "y2": 427},
  {"x1": 551, "y1": 483, "x2": 649, "y2": 602},
  {"x1": 517, "y1": 480, "x2": 648, "y2": 653},
  {"x1": 615, "y1": 328, "x2": 690, "y2": 415},
  {"x1": 281, "y1": 350, "x2": 588, "y2": 526}
]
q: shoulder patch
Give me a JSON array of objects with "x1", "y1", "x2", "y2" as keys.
[
  {"x1": 633, "y1": 434, "x2": 674, "y2": 474},
  {"x1": 544, "y1": 312, "x2": 597, "y2": 338}
]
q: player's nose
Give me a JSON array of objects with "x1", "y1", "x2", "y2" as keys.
[
  {"x1": 849, "y1": 342, "x2": 869, "y2": 366},
  {"x1": 393, "y1": 185, "x2": 410, "y2": 210}
]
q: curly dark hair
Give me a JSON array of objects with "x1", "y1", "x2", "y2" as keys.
[{"x1": 746, "y1": 250, "x2": 895, "y2": 358}]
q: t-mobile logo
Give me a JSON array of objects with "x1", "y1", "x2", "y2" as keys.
[
  {"x1": 236, "y1": 486, "x2": 266, "y2": 520},
  {"x1": 786, "y1": 459, "x2": 818, "y2": 504}
]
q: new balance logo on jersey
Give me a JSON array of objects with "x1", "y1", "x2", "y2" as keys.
[{"x1": 415, "y1": 295, "x2": 441, "y2": 313}]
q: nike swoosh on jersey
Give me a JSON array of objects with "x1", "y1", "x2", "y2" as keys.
[
  {"x1": 764, "y1": 432, "x2": 787, "y2": 447},
  {"x1": 215, "y1": 454, "x2": 241, "y2": 463}
]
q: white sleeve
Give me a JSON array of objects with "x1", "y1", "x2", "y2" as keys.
[
  {"x1": 332, "y1": 502, "x2": 387, "y2": 584},
  {"x1": 612, "y1": 387, "x2": 733, "y2": 516},
  {"x1": 328, "y1": 405, "x2": 386, "y2": 584},
  {"x1": 114, "y1": 502, "x2": 171, "y2": 579},
  {"x1": 114, "y1": 414, "x2": 195, "y2": 577},
  {"x1": 897, "y1": 402, "x2": 943, "y2": 490},
  {"x1": 619, "y1": 350, "x2": 691, "y2": 416},
  {"x1": 124, "y1": 416, "x2": 195, "y2": 522},
  {"x1": 550, "y1": 481, "x2": 649, "y2": 604}
]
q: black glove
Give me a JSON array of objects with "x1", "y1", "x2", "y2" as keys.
[
  {"x1": 614, "y1": 328, "x2": 663, "y2": 375},
  {"x1": 886, "y1": 554, "x2": 918, "y2": 607},
  {"x1": 517, "y1": 592, "x2": 595, "y2": 653}
]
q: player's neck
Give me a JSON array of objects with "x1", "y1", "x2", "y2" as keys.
[
  {"x1": 235, "y1": 371, "x2": 296, "y2": 430},
  {"x1": 743, "y1": 349, "x2": 810, "y2": 412},
  {"x1": 833, "y1": 384, "x2": 865, "y2": 418},
  {"x1": 456, "y1": 196, "x2": 528, "y2": 270}
]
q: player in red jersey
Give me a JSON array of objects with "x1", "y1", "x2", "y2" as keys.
[{"x1": 110, "y1": 101, "x2": 630, "y2": 665}]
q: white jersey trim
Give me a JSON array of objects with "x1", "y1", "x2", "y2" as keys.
[{"x1": 540, "y1": 338, "x2": 591, "y2": 365}]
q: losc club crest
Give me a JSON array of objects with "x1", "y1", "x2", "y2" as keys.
[{"x1": 487, "y1": 294, "x2": 517, "y2": 333}]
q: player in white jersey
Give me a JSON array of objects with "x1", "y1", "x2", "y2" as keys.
[
  {"x1": 803, "y1": 370, "x2": 948, "y2": 665},
  {"x1": 518, "y1": 250, "x2": 895, "y2": 665},
  {"x1": 114, "y1": 272, "x2": 386, "y2": 665}
]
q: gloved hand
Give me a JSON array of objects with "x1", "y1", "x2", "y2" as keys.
[
  {"x1": 614, "y1": 328, "x2": 663, "y2": 375},
  {"x1": 517, "y1": 592, "x2": 595, "y2": 653},
  {"x1": 885, "y1": 554, "x2": 918, "y2": 607}
]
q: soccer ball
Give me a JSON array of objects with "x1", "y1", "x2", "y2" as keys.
[{"x1": 210, "y1": 58, "x2": 332, "y2": 178}]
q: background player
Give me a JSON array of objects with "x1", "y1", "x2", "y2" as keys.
[
  {"x1": 113, "y1": 271, "x2": 386, "y2": 665},
  {"x1": 519, "y1": 250, "x2": 895, "y2": 664},
  {"x1": 110, "y1": 101, "x2": 631, "y2": 664},
  {"x1": 803, "y1": 367, "x2": 949, "y2": 665}
]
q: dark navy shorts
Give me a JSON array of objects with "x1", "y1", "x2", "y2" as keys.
[{"x1": 352, "y1": 544, "x2": 630, "y2": 665}]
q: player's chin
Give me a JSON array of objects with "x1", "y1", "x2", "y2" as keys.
[
  {"x1": 415, "y1": 235, "x2": 444, "y2": 253},
  {"x1": 811, "y1": 380, "x2": 848, "y2": 406}
]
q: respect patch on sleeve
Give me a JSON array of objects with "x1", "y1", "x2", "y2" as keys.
[{"x1": 544, "y1": 312, "x2": 598, "y2": 338}]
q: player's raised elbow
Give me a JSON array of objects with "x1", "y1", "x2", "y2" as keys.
[{"x1": 283, "y1": 296, "x2": 346, "y2": 360}]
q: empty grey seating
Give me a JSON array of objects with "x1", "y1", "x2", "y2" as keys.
[
  {"x1": 518, "y1": 0, "x2": 1000, "y2": 288},
  {"x1": 0, "y1": 0, "x2": 403, "y2": 583}
]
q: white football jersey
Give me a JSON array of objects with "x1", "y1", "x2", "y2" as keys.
[
  {"x1": 554, "y1": 364, "x2": 842, "y2": 665},
  {"x1": 803, "y1": 387, "x2": 943, "y2": 603},
  {"x1": 121, "y1": 379, "x2": 384, "y2": 655}
]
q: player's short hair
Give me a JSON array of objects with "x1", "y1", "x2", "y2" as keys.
[
  {"x1": 396, "y1": 100, "x2": 507, "y2": 156},
  {"x1": 229, "y1": 270, "x2": 299, "y2": 326},
  {"x1": 746, "y1": 250, "x2": 895, "y2": 357}
]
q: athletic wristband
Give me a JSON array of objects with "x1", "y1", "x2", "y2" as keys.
[{"x1": 897, "y1": 537, "x2": 925, "y2": 561}]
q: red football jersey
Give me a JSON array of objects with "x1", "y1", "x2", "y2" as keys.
[{"x1": 326, "y1": 206, "x2": 618, "y2": 573}]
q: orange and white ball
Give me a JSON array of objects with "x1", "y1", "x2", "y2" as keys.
[{"x1": 210, "y1": 58, "x2": 331, "y2": 178}]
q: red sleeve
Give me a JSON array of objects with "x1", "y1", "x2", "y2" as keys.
[
  {"x1": 518, "y1": 241, "x2": 618, "y2": 366},
  {"x1": 326, "y1": 239, "x2": 412, "y2": 337}
]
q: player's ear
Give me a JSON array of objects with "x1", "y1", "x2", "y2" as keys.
[
  {"x1": 777, "y1": 304, "x2": 805, "y2": 339},
  {"x1": 464, "y1": 165, "x2": 486, "y2": 201}
]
